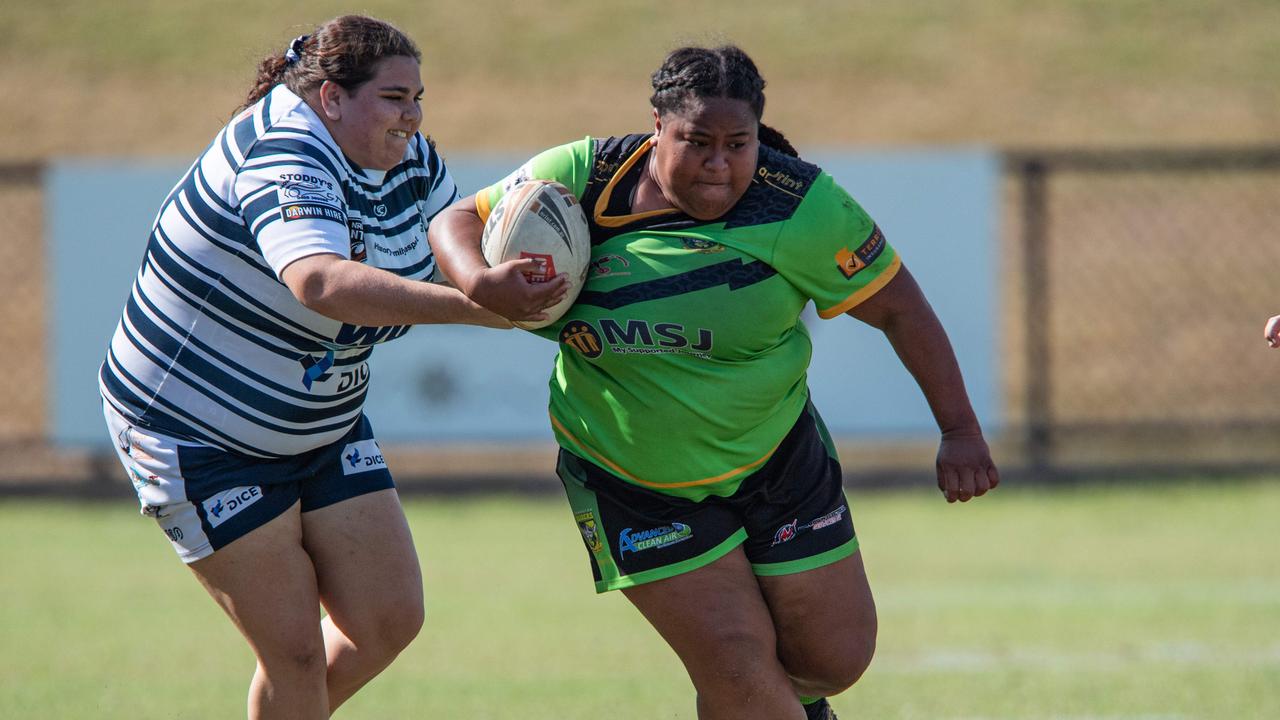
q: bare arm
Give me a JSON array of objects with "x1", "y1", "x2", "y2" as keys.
[
  {"x1": 280, "y1": 252, "x2": 512, "y2": 328},
  {"x1": 847, "y1": 264, "x2": 1000, "y2": 502},
  {"x1": 428, "y1": 195, "x2": 568, "y2": 321}
]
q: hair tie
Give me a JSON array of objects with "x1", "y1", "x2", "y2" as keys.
[{"x1": 284, "y1": 35, "x2": 309, "y2": 65}]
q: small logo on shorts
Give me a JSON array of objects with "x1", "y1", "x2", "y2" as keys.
[
  {"x1": 618, "y1": 523, "x2": 693, "y2": 556},
  {"x1": 771, "y1": 519, "x2": 799, "y2": 546},
  {"x1": 342, "y1": 439, "x2": 386, "y2": 475},
  {"x1": 575, "y1": 511, "x2": 603, "y2": 554},
  {"x1": 202, "y1": 486, "x2": 264, "y2": 529},
  {"x1": 769, "y1": 505, "x2": 848, "y2": 547}
]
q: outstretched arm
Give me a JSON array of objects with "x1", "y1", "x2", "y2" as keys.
[
  {"x1": 846, "y1": 264, "x2": 1000, "y2": 502},
  {"x1": 281, "y1": 253, "x2": 512, "y2": 328}
]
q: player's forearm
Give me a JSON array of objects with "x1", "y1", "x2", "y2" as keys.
[
  {"x1": 877, "y1": 288, "x2": 984, "y2": 436},
  {"x1": 427, "y1": 198, "x2": 489, "y2": 297},
  {"x1": 287, "y1": 255, "x2": 507, "y2": 327}
]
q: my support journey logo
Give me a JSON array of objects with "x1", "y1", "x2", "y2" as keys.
[{"x1": 618, "y1": 523, "x2": 693, "y2": 555}]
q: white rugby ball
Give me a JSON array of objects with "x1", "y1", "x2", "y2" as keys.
[{"x1": 481, "y1": 179, "x2": 591, "y2": 330}]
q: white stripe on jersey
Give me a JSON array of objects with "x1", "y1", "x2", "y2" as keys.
[{"x1": 100, "y1": 84, "x2": 459, "y2": 457}]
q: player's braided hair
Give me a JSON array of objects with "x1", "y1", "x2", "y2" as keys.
[
  {"x1": 649, "y1": 45, "x2": 799, "y2": 159},
  {"x1": 240, "y1": 15, "x2": 420, "y2": 112}
]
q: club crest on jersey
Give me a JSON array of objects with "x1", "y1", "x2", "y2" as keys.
[
  {"x1": 575, "y1": 511, "x2": 603, "y2": 554},
  {"x1": 680, "y1": 237, "x2": 725, "y2": 254}
]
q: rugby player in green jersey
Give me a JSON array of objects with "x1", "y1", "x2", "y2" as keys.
[{"x1": 431, "y1": 45, "x2": 999, "y2": 720}]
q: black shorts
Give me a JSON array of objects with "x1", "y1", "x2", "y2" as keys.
[{"x1": 557, "y1": 402, "x2": 858, "y2": 593}]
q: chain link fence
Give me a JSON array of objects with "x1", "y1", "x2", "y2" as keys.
[
  {"x1": 3, "y1": 149, "x2": 1278, "y2": 491},
  {"x1": 1003, "y1": 148, "x2": 1280, "y2": 477}
]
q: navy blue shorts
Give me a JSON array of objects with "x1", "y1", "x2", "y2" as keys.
[{"x1": 105, "y1": 404, "x2": 395, "y2": 563}]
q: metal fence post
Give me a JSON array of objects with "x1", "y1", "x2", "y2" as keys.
[{"x1": 1019, "y1": 159, "x2": 1053, "y2": 478}]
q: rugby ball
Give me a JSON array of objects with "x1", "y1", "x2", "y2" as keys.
[{"x1": 481, "y1": 179, "x2": 591, "y2": 330}]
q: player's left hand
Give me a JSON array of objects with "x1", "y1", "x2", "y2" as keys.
[{"x1": 936, "y1": 430, "x2": 999, "y2": 503}]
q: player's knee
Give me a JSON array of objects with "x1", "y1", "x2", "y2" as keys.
[
  {"x1": 356, "y1": 595, "x2": 425, "y2": 657},
  {"x1": 794, "y1": 629, "x2": 877, "y2": 697},
  {"x1": 259, "y1": 634, "x2": 328, "y2": 680},
  {"x1": 689, "y1": 629, "x2": 782, "y2": 697}
]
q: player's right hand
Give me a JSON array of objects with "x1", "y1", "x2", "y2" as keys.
[{"x1": 470, "y1": 259, "x2": 568, "y2": 322}]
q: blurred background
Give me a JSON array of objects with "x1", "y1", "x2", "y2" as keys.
[
  {"x1": 3, "y1": 0, "x2": 1278, "y2": 491},
  {"x1": 1, "y1": 2, "x2": 1277, "y2": 718}
]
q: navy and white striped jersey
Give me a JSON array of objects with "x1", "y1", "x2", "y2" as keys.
[{"x1": 100, "y1": 84, "x2": 458, "y2": 458}]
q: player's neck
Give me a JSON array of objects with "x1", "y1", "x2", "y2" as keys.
[{"x1": 631, "y1": 151, "x2": 674, "y2": 214}]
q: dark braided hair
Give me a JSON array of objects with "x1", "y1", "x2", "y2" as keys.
[
  {"x1": 649, "y1": 45, "x2": 799, "y2": 158},
  {"x1": 239, "y1": 15, "x2": 420, "y2": 113}
]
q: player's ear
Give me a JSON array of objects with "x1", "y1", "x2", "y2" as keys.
[
  {"x1": 651, "y1": 108, "x2": 662, "y2": 141},
  {"x1": 319, "y1": 81, "x2": 344, "y2": 121}
]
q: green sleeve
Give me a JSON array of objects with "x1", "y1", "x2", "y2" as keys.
[
  {"x1": 772, "y1": 172, "x2": 903, "y2": 319},
  {"x1": 475, "y1": 137, "x2": 594, "y2": 221}
]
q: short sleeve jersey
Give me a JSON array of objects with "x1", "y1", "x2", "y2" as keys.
[
  {"x1": 477, "y1": 135, "x2": 901, "y2": 500},
  {"x1": 99, "y1": 84, "x2": 458, "y2": 458}
]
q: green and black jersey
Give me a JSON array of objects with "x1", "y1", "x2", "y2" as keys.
[{"x1": 477, "y1": 135, "x2": 900, "y2": 501}]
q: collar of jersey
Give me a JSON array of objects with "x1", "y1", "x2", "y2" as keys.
[{"x1": 593, "y1": 138, "x2": 681, "y2": 228}]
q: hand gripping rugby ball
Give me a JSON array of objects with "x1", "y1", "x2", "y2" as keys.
[{"x1": 481, "y1": 179, "x2": 591, "y2": 330}]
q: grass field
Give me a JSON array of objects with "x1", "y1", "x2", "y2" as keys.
[{"x1": 2, "y1": 480, "x2": 1277, "y2": 719}]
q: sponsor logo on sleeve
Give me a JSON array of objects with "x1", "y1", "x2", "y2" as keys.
[
  {"x1": 835, "y1": 225, "x2": 886, "y2": 279},
  {"x1": 342, "y1": 439, "x2": 387, "y2": 475},
  {"x1": 282, "y1": 203, "x2": 346, "y2": 223},
  {"x1": 277, "y1": 174, "x2": 340, "y2": 206},
  {"x1": 202, "y1": 486, "x2": 264, "y2": 529}
]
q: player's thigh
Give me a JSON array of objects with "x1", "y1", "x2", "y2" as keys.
[
  {"x1": 622, "y1": 547, "x2": 790, "y2": 689},
  {"x1": 188, "y1": 501, "x2": 327, "y2": 664},
  {"x1": 757, "y1": 551, "x2": 877, "y2": 684},
  {"x1": 300, "y1": 488, "x2": 423, "y2": 639}
]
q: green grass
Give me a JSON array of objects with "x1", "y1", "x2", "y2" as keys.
[{"x1": 2, "y1": 480, "x2": 1278, "y2": 718}]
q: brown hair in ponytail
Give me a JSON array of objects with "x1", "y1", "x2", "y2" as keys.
[{"x1": 239, "y1": 15, "x2": 420, "y2": 113}]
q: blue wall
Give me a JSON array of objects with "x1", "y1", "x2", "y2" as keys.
[{"x1": 50, "y1": 149, "x2": 998, "y2": 446}]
